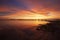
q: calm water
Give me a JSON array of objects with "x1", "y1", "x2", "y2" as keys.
[{"x1": 0, "y1": 20, "x2": 49, "y2": 29}]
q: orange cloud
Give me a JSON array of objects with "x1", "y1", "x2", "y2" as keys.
[{"x1": 0, "y1": 0, "x2": 60, "y2": 19}]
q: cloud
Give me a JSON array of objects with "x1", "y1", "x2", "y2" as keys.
[
  {"x1": 0, "y1": 0, "x2": 60, "y2": 11},
  {"x1": 0, "y1": 12, "x2": 15, "y2": 16},
  {"x1": 0, "y1": 0, "x2": 29, "y2": 10},
  {"x1": 0, "y1": 0, "x2": 60, "y2": 18},
  {"x1": 32, "y1": 0, "x2": 60, "y2": 11}
]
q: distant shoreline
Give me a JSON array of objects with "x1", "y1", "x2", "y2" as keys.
[
  {"x1": 0, "y1": 19, "x2": 59, "y2": 21},
  {"x1": 0, "y1": 19, "x2": 48, "y2": 21}
]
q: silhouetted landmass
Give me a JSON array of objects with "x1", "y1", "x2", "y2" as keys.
[{"x1": 36, "y1": 19, "x2": 60, "y2": 40}]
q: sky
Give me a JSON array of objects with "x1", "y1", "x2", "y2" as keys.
[{"x1": 0, "y1": 0, "x2": 60, "y2": 19}]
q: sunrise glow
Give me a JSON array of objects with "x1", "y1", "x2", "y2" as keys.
[
  {"x1": 11, "y1": 14, "x2": 46, "y2": 19},
  {"x1": 3, "y1": 10, "x2": 55, "y2": 20}
]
